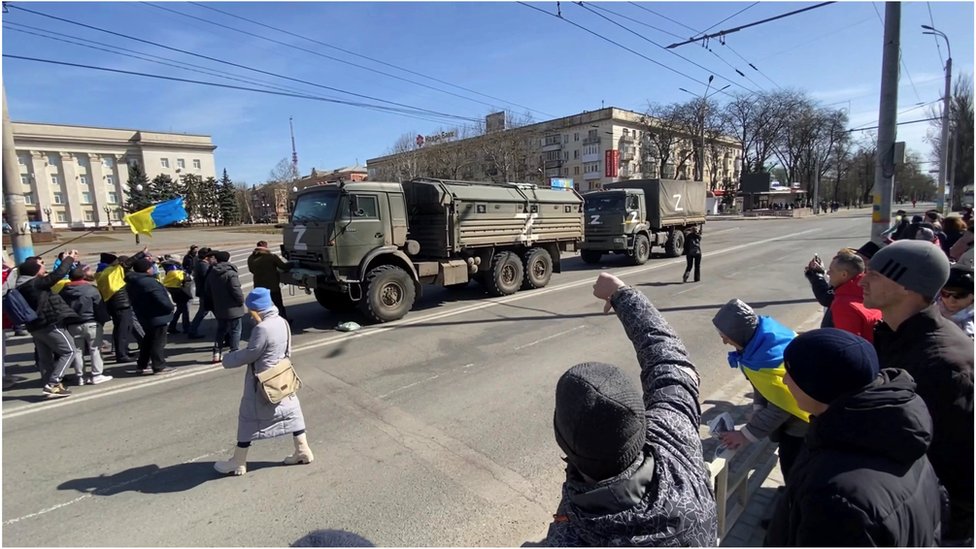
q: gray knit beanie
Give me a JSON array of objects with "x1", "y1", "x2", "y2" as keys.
[
  {"x1": 711, "y1": 299, "x2": 759, "y2": 347},
  {"x1": 870, "y1": 240, "x2": 950, "y2": 301},
  {"x1": 554, "y1": 362, "x2": 646, "y2": 482}
]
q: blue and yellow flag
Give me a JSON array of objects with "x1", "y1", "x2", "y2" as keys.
[
  {"x1": 96, "y1": 264, "x2": 126, "y2": 302},
  {"x1": 123, "y1": 197, "x2": 188, "y2": 236}
]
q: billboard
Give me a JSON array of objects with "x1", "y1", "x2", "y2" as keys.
[
  {"x1": 550, "y1": 178, "x2": 574, "y2": 190},
  {"x1": 604, "y1": 150, "x2": 619, "y2": 178},
  {"x1": 740, "y1": 173, "x2": 771, "y2": 194}
]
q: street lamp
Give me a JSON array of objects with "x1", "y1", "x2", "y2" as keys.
[
  {"x1": 42, "y1": 207, "x2": 52, "y2": 224},
  {"x1": 103, "y1": 205, "x2": 113, "y2": 230},
  {"x1": 922, "y1": 24, "x2": 952, "y2": 213}
]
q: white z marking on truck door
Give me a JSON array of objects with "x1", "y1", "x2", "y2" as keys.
[
  {"x1": 673, "y1": 194, "x2": 683, "y2": 212},
  {"x1": 626, "y1": 211, "x2": 639, "y2": 224},
  {"x1": 515, "y1": 213, "x2": 539, "y2": 242},
  {"x1": 589, "y1": 214, "x2": 602, "y2": 225},
  {"x1": 293, "y1": 225, "x2": 308, "y2": 251}
]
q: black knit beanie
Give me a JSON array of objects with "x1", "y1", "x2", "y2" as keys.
[
  {"x1": 784, "y1": 328, "x2": 880, "y2": 404},
  {"x1": 214, "y1": 251, "x2": 231, "y2": 263},
  {"x1": 554, "y1": 362, "x2": 646, "y2": 481}
]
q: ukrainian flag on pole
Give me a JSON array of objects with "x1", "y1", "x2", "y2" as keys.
[{"x1": 123, "y1": 197, "x2": 188, "y2": 236}]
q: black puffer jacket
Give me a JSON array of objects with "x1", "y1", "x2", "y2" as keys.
[
  {"x1": 15, "y1": 257, "x2": 80, "y2": 330},
  {"x1": 873, "y1": 305, "x2": 974, "y2": 540},
  {"x1": 683, "y1": 232, "x2": 702, "y2": 256},
  {"x1": 544, "y1": 288, "x2": 717, "y2": 546},
  {"x1": 765, "y1": 369, "x2": 942, "y2": 546},
  {"x1": 124, "y1": 272, "x2": 174, "y2": 328}
]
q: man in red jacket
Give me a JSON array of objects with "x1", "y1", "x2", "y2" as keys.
[{"x1": 826, "y1": 251, "x2": 882, "y2": 342}]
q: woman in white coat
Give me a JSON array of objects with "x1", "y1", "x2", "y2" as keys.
[{"x1": 214, "y1": 287, "x2": 314, "y2": 475}]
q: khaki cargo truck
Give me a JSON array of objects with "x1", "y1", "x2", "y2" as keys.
[
  {"x1": 580, "y1": 179, "x2": 707, "y2": 265},
  {"x1": 281, "y1": 178, "x2": 584, "y2": 323}
]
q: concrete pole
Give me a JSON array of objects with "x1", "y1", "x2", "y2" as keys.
[
  {"x1": 2, "y1": 86, "x2": 35, "y2": 264},
  {"x1": 813, "y1": 157, "x2": 821, "y2": 214},
  {"x1": 947, "y1": 126, "x2": 956, "y2": 212},
  {"x1": 936, "y1": 57, "x2": 952, "y2": 214},
  {"x1": 871, "y1": 2, "x2": 900, "y2": 246}
]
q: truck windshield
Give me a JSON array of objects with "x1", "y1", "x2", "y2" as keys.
[
  {"x1": 585, "y1": 194, "x2": 625, "y2": 213},
  {"x1": 291, "y1": 190, "x2": 340, "y2": 223}
]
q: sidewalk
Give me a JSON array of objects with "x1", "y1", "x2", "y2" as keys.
[{"x1": 720, "y1": 451, "x2": 785, "y2": 546}]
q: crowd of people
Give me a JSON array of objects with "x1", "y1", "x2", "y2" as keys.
[{"x1": 1, "y1": 240, "x2": 294, "y2": 396}]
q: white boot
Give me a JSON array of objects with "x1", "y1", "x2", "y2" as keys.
[
  {"x1": 283, "y1": 433, "x2": 314, "y2": 465},
  {"x1": 214, "y1": 446, "x2": 248, "y2": 475}
]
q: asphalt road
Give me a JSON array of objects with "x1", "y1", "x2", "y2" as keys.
[{"x1": 2, "y1": 209, "x2": 874, "y2": 546}]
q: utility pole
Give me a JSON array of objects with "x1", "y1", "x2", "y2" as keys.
[
  {"x1": 2, "y1": 85, "x2": 34, "y2": 264},
  {"x1": 813, "y1": 158, "x2": 821, "y2": 214},
  {"x1": 947, "y1": 125, "x2": 956, "y2": 212},
  {"x1": 937, "y1": 56, "x2": 951, "y2": 213},
  {"x1": 871, "y1": 2, "x2": 900, "y2": 246}
]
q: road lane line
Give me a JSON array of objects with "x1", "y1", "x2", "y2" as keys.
[
  {"x1": 2, "y1": 227, "x2": 822, "y2": 420},
  {"x1": 513, "y1": 325, "x2": 585, "y2": 351}
]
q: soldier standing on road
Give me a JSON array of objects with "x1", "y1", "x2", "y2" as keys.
[
  {"x1": 214, "y1": 287, "x2": 312, "y2": 476},
  {"x1": 247, "y1": 240, "x2": 292, "y2": 323},
  {"x1": 682, "y1": 227, "x2": 702, "y2": 283},
  {"x1": 206, "y1": 250, "x2": 246, "y2": 363},
  {"x1": 543, "y1": 273, "x2": 716, "y2": 546}
]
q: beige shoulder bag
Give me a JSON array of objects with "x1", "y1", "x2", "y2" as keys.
[{"x1": 256, "y1": 321, "x2": 302, "y2": 404}]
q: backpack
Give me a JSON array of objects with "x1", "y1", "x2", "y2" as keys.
[{"x1": 3, "y1": 287, "x2": 39, "y2": 326}]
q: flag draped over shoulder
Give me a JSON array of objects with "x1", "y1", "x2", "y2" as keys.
[{"x1": 123, "y1": 197, "x2": 188, "y2": 236}]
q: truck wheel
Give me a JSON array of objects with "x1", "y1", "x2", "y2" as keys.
[
  {"x1": 314, "y1": 288, "x2": 356, "y2": 312},
  {"x1": 631, "y1": 234, "x2": 651, "y2": 265},
  {"x1": 664, "y1": 230, "x2": 684, "y2": 258},
  {"x1": 580, "y1": 250, "x2": 602, "y2": 264},
  {"x1": 360, "y1": 265, "x2": 416, "y2": 323},
  {"x1": 521, "y1": 248, "x2": 553, "y2": 289},
  {"x1": 487, "y1": 251, "x2": 523, "y2": 296}
]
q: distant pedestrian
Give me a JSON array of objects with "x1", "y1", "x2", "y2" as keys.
[
  {"x1": 543, "y1": 273, "x2": 717, "y2": 546},
  {"x1": 187, "y1": 247, "x2": 214, "y2": 339},
  {"x1": 938, "y1": 265, "x2": 974, "y2": 338},
  {"x1": 214, "y1": 287, "x2": 312, "y2": 476},
  {"x1": 861, "y1": 240, "x2": 974, "y2": 543},
  {"x1": 124, "y1": 258, "x2": 174, "y2": 374},
  {"x1": 247, "y1": 240, "x2": 292, "y2": 322},
  {"x1": 682, "y1": 227, "x2": 702, "y2": 283},
  {"x1": 206, "y1": 251, "x2": 246, "y2": 363},
  {"x1": 162, "y1": 261, "x2": 192, "y2": 334},
  {"x1": 765, "y1": 329, "x2": 942, "y2": 546},
  {"x1": 60, "y1": 264, "x2": 113, "y2": 385},
  {"x1": 711, "y1": 299, "x2": 808, "y2": 481},
  {"x1": 182, "y1": 245, "x2": 198, "y2": 273}
]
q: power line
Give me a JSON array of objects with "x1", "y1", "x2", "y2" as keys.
[
  {"x1": 5, "y1": 4, "x2": 478, "y2": 124},
  {"x1": 667, "y1": 2, "x2": 836, "y2": 49},
  {"x1": 926, "y1": 3, "x2": 945, "y2": 67},
  {"x1": 575, "y1": 2, "x2": 756, "y2": 94},
  {"x1": 517, "y1": 2, "x2": 726, "y2": 94},
  {"x1": 628, "y1": 3, "x2": 699, "y2": 35},
  {"x1": 584, "y1": 2, "x2": 685, "y2": 40},
  {"x1": 186, "y1": 1, "x2": 553, "y2": 118},
  {"x1": 846, "y1": 116, "x2": 939, "y2": 133},
  {"x1": 753, "y1": 16, "x2": 874, "y2": 63},
  {"x1": 698, "y1": 2, "x2": 759, "y2": 35},
  {"x1": 2, "y1": 54, "x2": 484, "y2": 125},
  {"x1": 140, "y1": 2, "x2": 533, "y2": 118},
  {"x1": 870, "y1": 3, "x2": 922, "y2": 104},
  {"x1": 720, "y1": 43, "x2": 780, "y2": 89}
]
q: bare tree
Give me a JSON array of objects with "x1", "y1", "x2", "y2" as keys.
[
  {"x1": 268, "y1": 157, "x2": 300, "y2": 184},
  {"x1": 639, "y1": 102, "x2": 695, "y2": 179}
]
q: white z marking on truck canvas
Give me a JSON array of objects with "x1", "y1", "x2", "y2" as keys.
[
  {"x1": 673, "y1": 194, "x2": 683, "y2": 212},
  {"x1": 589, "y1": 214, "x2": 602, "y2": 225},
  {"x1": 293, "y1": 225, "x2": 308, "y2": 251}
]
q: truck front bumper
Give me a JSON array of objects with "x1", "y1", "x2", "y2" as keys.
[
  {"x1": 283, "y1": 268, "x2": 346, "y2": 291},
  {"x1": 581, "y1": 235, "x2": 630, "y2": 251}
]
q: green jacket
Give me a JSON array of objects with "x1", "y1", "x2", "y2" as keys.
[{"x1": 247, "y1": 248, "x2": 290, "y2": 290}]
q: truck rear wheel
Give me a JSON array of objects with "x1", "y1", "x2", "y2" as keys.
[
  {"x1": 580, "y1": 250, "x2": 602, "y2": 264},
  {"x1": 664, "y1": 230, "x2": 684, "y2": 258},
  {"x1": 487, "y1": 251, "x2": 523, "y2": 296},
  {"x1": 521, "y1": 248, "x2": 552, "y2": 289},
  {"x1": 314, "y1": 288, "x2": 356, "y2": 312},
  {"x1": 360, "y1": 265, "x2": 416, "y2": 323},
  {"x1": 631, "y1": 234, "x2": 651, "y2": 265}
]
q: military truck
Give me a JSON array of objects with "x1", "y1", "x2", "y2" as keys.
[
  {"x1": 281, "y1": 178, "x2": 584, "y2": 323},
  {"x1": 580, "y1": 179, "x2": 706, "y2": 265}
]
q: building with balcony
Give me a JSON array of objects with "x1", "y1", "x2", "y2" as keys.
[
  {"x1": 9, "y1": 121, "x2": 217, "y2": 228},
  {"x1": 366, "y1": 107, "x2": 740, "y2": 192}
]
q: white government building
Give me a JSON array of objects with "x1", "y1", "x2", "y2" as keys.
[{"x1": 10, "y1": 121, "x2": 217, "y2": 229}]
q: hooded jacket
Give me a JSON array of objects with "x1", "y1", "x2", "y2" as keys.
[
  {"x1": 124, "y1": 271, "x2": 174, "y2": 327},
  {"x1": 15, "y1": 257, "x2": 80, "y2": 330},
  {"x1": 193, "y1": 259, "x2": 211, "y2": 298},
  {"x1": 828, "y1": 274, "x2": 882, "y2": 342},
  {"x1": 544, "y1": 288, "x2": 717, "y2": 546},
  {"x1": 247, "y1": 247, "x2": 290, "y2": 290},
  {"x1": 60, "y1": 280, "x2": 110, "y2": 324},
  {"x1": 873, "y1": 305, "x2": 974, "y2": 539},
  {"x1": 765, "y1": 369, "x2": 942, "y2": 546},
  {"x1": 206, "y1": 261, "x2": 246, "y2": 320},
  {"x1": 938, "y1": 299, "x2": 974, "y2": 338}
]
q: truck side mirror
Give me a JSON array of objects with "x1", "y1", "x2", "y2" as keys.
[{"x1": 348, "y1": 195, "x2": 359, "y2": 216}]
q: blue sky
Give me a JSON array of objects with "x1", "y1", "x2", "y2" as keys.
[{"x1": 2, "y1": 1, "x2": 973, "y2": 185}]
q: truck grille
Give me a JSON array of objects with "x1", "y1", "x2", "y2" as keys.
[{"x1": 288, "y1": 250, "x2": 320, "y2": 263}]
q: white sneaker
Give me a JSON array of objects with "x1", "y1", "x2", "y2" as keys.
[
  {"x1": 73, "y1": 376, "x2": 87, "y2": 386},
  {"x1": 90, "y1": 374, "x2": 114, "y2": 385}
]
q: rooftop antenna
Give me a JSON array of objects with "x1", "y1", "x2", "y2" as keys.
[{"x1": 289, "y1": 116, "x2": 299, "y2": 174}]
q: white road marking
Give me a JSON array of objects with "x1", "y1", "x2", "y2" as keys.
[
  {"x1": 675, "y1": 286, "x2": 697, "y2": 295},
  {"x1": 2, "y1": 227, "x2": 822, "y2": 420},
  {"x1": 513, "y1": 325, "x2": 585, "y2": 351}
]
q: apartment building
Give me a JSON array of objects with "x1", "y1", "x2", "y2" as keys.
[{"x1": 10, "y1": 121, "x2": 217, "y2": 228}]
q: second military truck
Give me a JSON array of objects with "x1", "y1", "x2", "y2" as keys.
[
  {"x1": 281, "y1": 178, "x2": 584, "y2": 323},
  {"x1": 580, "y1": 179, "x2": 707, "y2": 265}
]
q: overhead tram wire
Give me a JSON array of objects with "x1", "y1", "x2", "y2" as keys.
[
  {"x1": 140, "y1": 2, "x2": 523, "y2": 117},
  {"x1": 696, "y1": 2, "x2": 759, "y2": 35},
  {"x1": 583, "y1": 3, "x2": 685, "y2": 39},
  {"x1": 719, "y1": 43, "x2": 780, "y2": 89},
  {"x1": 186, "y1": 1, "x2": 554, "y2": 119},
  {"x1": 2, "y1": 54, "x2": 484, "y2": 126},
  {"x1": 577, "y1": 2, "x2": 757, "y2": 94},
  {"x1": 870, "y1": 2, "x2": 922, "y2": 104},
  {"x1": 752, "y1": 16, "x2": 874, "y2": 63},
  {"x1": 516, "y1": 2, "x2": 735, "y2": 99},
  {"x1": 667, "y1": 2, "x2": 836, "y2": 49},
  {"x1": 628, "y1": 3, "x2": 699, "y2": 34},
  {"x1": 926, "y1": 3, "x2": 945, "y2": 67},
  {"x1": 5, "y1": 4, "x2": 477, "y2": 124},
  {"x1": 2, "y1": 23, "x2": 347, "y2": 102},
  {"x1": 846, "y1": 116, "x2": 940, "y2": 133}
]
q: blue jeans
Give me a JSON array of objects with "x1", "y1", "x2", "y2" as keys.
[
  {"x1": 213, "y1": 316, "x2": 242, "y2": 355},
  {"x1": 188, "y1": 305, "x2": 211, "y2": 337}
]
